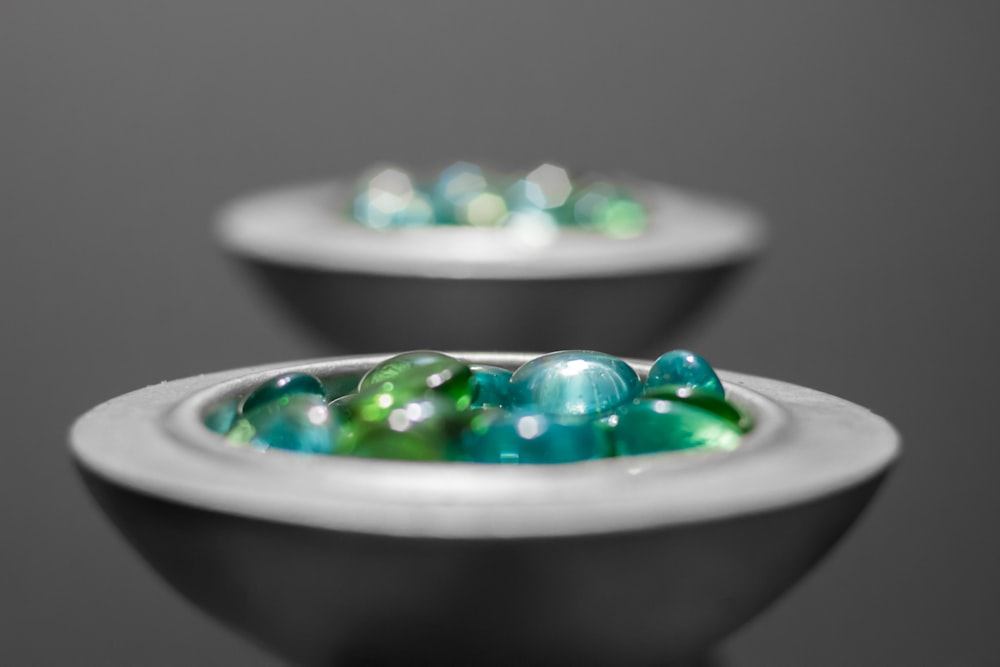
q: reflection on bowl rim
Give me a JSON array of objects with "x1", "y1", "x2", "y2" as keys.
[
  {"x1": 214, "y1": 181, "x2": 767, "y2": 280},
  {"x1": 70, "y1": 352, "x2": 899, "y2": 540}
]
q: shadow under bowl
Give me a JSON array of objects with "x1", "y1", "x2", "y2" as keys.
[
  {"x1": 70, "y1": 353, "x2": 898, "y2": 666},
  {"x1": 214, "y1": 182, "x2": 767, "y2": 355}
]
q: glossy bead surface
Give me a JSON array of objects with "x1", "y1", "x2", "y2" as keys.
[
  {"x1": 460, "y1": 409, "x2": 612, "y2": 464},
  {"x1": 331, "y1": 391, "x2": 466, "y2": 461},
  {"x1": 509, "y1": 350, "x2": 642, "y2": 417},
  {"x1": 241, "y1": 373, "x2": 327, "y2": 415},
  {"x1": 322, "y1": 373, "x2": 364, "y2": 402},
  {"x1": 646, "y1": 350, "x2": 725, "y2": 399},
  {"x1": 642, "y1": 384, "x2": 753, "y2": 432},
  {"x1": 432, "y1": 161, "x2": 488, "y2": 223},
  {"x1": 470, "y1": 364, "x2": 513, "y2": 408},
  {"x1": 359, "y1": 351, "x2": 474, "y2": 410},
  {"x1": 245, "y1": 394, "x2": 338, "y2": 455},
  {"x1": 612, "y1": 399, "x2": 741, "y2": 455},
  {"x1": 571, "y1": 183, "x2": 647, "y2": 238},
  {"x1": 204, "y1": 399, "x2": 238, "y2": 434}
]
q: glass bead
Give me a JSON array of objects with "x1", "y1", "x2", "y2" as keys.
[
  {"x1": 225, "y1": 417, "x2": 257, "y2": 444},
  {"x1": 509, "y1": 350, "x2": 642, "y2": 417},
  {"x1": 330, "y1": 390, "x2": 466, "y2": 461},
  {"x1": 572, "y1": 183, "x2": 647, "y2": 238},
  {"x1": 359, "y1": 351, "x2": 475, "y2": 411},
  {"x1": 204, "y1": 399, "x2": 238, "y2": 434},
  {"x1": 353, "y1": 167, "x2": 433, "y2": 229},
  {"x1": 469, "y1": 364, "x2": 513, "y2": 408},
  {"x1": 646, "y1": 350, "x2": 725, "y2": 399},
  {"x1": 240, "y1": 372, "x2": 327, "y2": 416},
  {"x1": 245, "y1": 393, "x2": 338, "y2": 455},
  {"x1": 460, "y1": 409, "x2": 612, "y2": 464},
  {"x1": 642, "y1": 384, "x2": 754, "y2": 432},
  {"x1": 432, "y1": 161, "x2": 488, "y2": 223},
  {"x1": 322, "y1": 373, "x2": 364, "y2": 402},
  {"x1": 611, "y1": 399, "x2": 741, "y2": 456}
]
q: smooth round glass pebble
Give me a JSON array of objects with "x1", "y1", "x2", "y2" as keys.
[
  {"x1": 432, "y1": 161, "x2": 488, "y2": 223},
  {"x1": 646, "y1": 350, "x2": 725, "y2": 399},
  {"x1": 509, "y1": 350, "x2": 642, "y2": 417},
  {"x1": 642, "y1": 384, "x2": 754, "y2": 432},
  {"x1": 330, "y1": 391, "x2": 466, "y2": 461},
  {"x1": 571, "y1": 183, "x2": 647, "y2": 238},
  {"x1": 359, "y1": 351, "x2": 475, "y2": 410},
  {"x1": 352, "y1": 167, "x2": 434, "y2": 229},
  {"x1": 240, "y1": 372, "x2": 327, "y2": 415},
  {"x1": 611, "y1": 399, "x2": 741, "y2": 456},
  {"x1": 469, "y1": 365, "x2": 513, "y2": 408},
  {"x1": 245, "y1": 393, "x2": 338, "y2": 455},
  {"x1": 460, "y1": 409, "x2": 612, "y2": 464}
]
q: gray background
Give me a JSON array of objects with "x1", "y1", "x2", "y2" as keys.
[{"x1": 3, "y1": 1, "x2": 998, "y2": 664}]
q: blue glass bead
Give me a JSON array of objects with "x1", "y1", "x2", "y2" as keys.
[
  {"x1": 359, "y1": 351, "x2": 475, "y2": 411},
  {"x1": 646, "y1": 350, "x2": 725, "y2": 399},
  {"x1": 611, "y1": 399, "x2": 741, "y2": 456},
  {"x1": 470, "y1": 364, "x2": 513, "y2": 408},
  {"x1": 432, "y1": 161, "x2": 488, "y2": 223},
  {"x1": 240, "y1": 372, "x2": 327, "y2": 415},
  {"x1": 204, "y1": 399, "x2": 238, "y2": 434},
  {"x1": 460, "y1": 409, "x2": 612, "y2": 464},
  {"x1": 246, "y1": 393, "x2": 338, "y2": 455},
  {"x1": 642, "y1": 384, "x2": 753, "y2": 432},
  {"x1": 509, "y1": 350, "x2": 642, "y2": 417},
  {"x1": 353, "y1": 167, "x2": 433, "y2": 229}
]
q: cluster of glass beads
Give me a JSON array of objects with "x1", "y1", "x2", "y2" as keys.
[
  {"x1": 350, "y1": 162, "x2": 648, "y2": 240},
  {"x1": 205, "y1": 350, "x2": 752, "y2": 464}
]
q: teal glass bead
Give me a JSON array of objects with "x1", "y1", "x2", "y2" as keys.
[
  {"x1": 460, "y1": 409, "x2": 612, "y2": 464},
  {"x1": 359, "y1": 351, "x2": 475, "y2": 411},
  {"x1": 432, "y1": 161, "x2": 488, "y2": 223},
  {"x1": 353, "y1": 167, "x2": 433, "y2": 229},
  {"x1": 509, "y1": 350, "x2": 642, "y2": 417},
  {"x1": 330, "y1": 390, "x2": 466, "y2": 461},
  {"x1": 245, "y1": 393, "x2": 338, "y2": 455},
  {"x1": 646, "y1": 350, "x2": 725, "y2": 400},
  {"x1": 470, "y1": 364, "x2": 513, "y2": 408},
  {"x1": 571, "y1": 182, "x2": 647, "y2": 238},
  {"x1": 240, "y1": 372, "x2": 327, "y2": 416},
  {"x1": 204, "y1": 399, "x2": 238, "y2": 434},
  {"x1": 611, "y1": 399, "x2": 741, "y2": 456},
  {"x1": 642, "y1": 384, "x2": 754, "y2": 432},
  {"x1": 505, "y1": 163, "x2": 573, "y2": 213}
]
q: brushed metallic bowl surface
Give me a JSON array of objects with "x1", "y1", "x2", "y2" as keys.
[{"x1": 70, "y1": 353, "x2": 898, "y2": 666}]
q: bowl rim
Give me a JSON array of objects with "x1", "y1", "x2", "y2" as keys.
[
  {"x1": 214, "y1": 181, "x2": 767, "y2": 280},
  {"x1": 69, "y1": 352, "x2": 899, "y2": 539}
]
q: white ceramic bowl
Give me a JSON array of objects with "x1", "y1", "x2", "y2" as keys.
[
  {"x1": 215, "y1": 182, "x2": 767, "y2": 354},
  {"x1": 70, "y1": 352, "x2": 898, "y2": 666}
]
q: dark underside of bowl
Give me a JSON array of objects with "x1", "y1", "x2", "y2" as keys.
[
  {"x1": 238, "y1": 258, "x2": 753, "y2": 356},
  {"x1": 80, "y1": 464, "x2": 888, "y2": 667}
]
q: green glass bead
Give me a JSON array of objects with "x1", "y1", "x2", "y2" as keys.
[
  {"x1": 225, "y1": 417, "x2": 257, "y2": 444},
  {"x1": 240, "y1": 372, "x2": 327, "y2": 416},
  {"x1": 611, "y1": 399, "x2": 741, "y2": 456},
  {"x1": 642, "y1": 384, "x2": 754, "y2": 432},
  {"x1": 571, "y1": 183, "x2": 647, "y2": 238},
  {"x1": 470, "y1": 364, "x2": 513, "y2": 408},
  {"x1": 322, "y1": 373, "x2": 364, "y2": 402},
  {"x1": 509, "y1": 350, "x2": 642, "y2": 418},
  {"x1": 204, "y1": 399, "x2": 238, "y2": 434},
  {"x1": 646, "y1": 350, "x2": 725, "y2": 400},
  {"x1": 330, "y1": 390, "x2": 466, "y2": 461},
  {"x1": 245, "y1": 393, "x2": 338, "y2": 455},
  {"x1": 460, "y1": 409, "x2": 612, "y2": 464},
  {"x1": 359, "y1": 351, "x2": 475, "y2": 411}
]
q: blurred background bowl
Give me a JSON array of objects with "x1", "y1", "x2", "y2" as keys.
[
  {"x1": 70, "y1": 352, "x2": 897, "y2": 666},
  {"x1": 215, "y1": 182, "x2": 766, "y2": 355}
]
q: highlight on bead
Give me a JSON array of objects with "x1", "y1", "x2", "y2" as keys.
[
  {"x1": 348, "y1": 162, "x2": 648, "y2": 239},
  {"x1": 204, "y1": 350, "x2": 751, "y2": 463}
]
